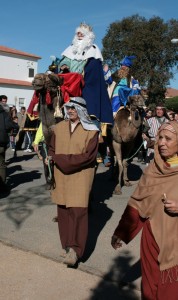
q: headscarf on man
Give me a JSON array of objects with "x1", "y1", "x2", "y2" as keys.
[
  {"x1": 154, "y1": 102, "x2": 170, "y2": 120},
  {"x1": 63, "y1": 97, "x2": 100, "y2": 132}
]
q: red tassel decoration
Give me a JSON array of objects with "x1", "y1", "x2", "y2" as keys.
[
  {"x1": 32, "y1": 91, "x2": 39, "y2": 103},
  {"x1": 46, "y1": 90, "x2": 52, "y2": 105}
]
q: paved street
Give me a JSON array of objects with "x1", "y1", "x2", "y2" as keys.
[{"x1": 0, "y1": 148, "x2": 145, "y2": 299}]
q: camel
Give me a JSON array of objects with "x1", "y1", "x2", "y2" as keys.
[
  {"x1": 28, "y1": 71, "x2": 84, "y2": 190},
  {"x1": 26, "y1": 73, "x2": 64, "y2": 190},
  {"x1": 29, "y1": 71, "x2": 85, "y2": 145},
  {"x1": 28, "y1": 72, "x2": 64, "y2": 145},
  {"x1": 111, "y1": 94, "x2": 145, "y2": 195}
]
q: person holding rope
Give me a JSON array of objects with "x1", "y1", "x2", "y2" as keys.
[{"x1": 46, "y1": 97, "x2": 99, "y2": 266}]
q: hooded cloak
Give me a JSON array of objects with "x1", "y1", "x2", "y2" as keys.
[{"x1": 129, "y1": 121, "x2": 178, "y2": 270}]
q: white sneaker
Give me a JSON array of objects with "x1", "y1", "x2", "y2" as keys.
[
  {"x1": 60, "y1": 248, "x2": 67, "y2": 258},
  {"x1": 63, "y1": 248, "x2": 78, "y2": 266},
  {"x1": 24, "y1": 149, "x2": 32, "y2": 153}
]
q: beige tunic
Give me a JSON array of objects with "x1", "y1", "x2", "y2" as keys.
[{"x1": 49, "y1": 120, "x2": 98, "y2": 208}]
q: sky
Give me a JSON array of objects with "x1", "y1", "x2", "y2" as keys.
[{"x1": 1, "y1": 0, "x2": 178, "y2": 88}]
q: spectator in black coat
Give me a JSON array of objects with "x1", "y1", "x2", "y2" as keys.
[{"x1": 0, "y1": 102, "x2": 18, "y2": 192}]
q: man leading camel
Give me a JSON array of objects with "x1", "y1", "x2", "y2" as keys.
[{"x1": 46, "y1": 97, "x2": 99, "y2": 266}]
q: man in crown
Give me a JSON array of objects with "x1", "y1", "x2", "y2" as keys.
[{"x1": 57, "y1": 23, "x2": 113, "y2": 127}]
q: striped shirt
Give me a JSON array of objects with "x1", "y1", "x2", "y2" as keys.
[
  {"x1": 147, "y1": 116, "x2": 169, "y2": 140},
  {"x1": 147, "y1": 116, "x2": 169, "y2": 157}
]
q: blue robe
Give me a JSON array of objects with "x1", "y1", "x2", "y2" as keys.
[
  {"x1": 111, "y1": 79, "x2": 140, "y2": 113},
  {"x1": 82, "y1": 58, "x2": 113, "y2": 125}
]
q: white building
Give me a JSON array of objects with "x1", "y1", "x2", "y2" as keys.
[{"x1": 0, "y1": 45, "x2": 41, "y2": 112}]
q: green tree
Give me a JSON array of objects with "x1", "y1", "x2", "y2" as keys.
[
  {"x1": 102, "y1": 15, "x2": 178, "y2": 103},
  {"x1": 165, "y1": 96, "x2": 178, "y2": 112}
]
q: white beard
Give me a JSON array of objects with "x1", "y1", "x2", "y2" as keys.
[
  {"x1": 61, "y1": 31, "x2": 103, "y2": 61},
  {"x1": 72, "y1": 34, "x2": 93, "y2": 55}
]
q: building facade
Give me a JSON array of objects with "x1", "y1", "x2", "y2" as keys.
[
  {"x1": 0, "y1": 46, "x2": 41, "y2": 111},
  {"x1": 165, "y1": 88, "x2": 178, "y2": 98}
]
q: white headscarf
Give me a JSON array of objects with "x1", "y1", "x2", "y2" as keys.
[{"x1": 63, "y1": 97, "x2": 100, "y2": 131}]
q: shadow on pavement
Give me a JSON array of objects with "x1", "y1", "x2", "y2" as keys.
[
  {"x1": 89, "y1": 252, "x2": 141, "y2": 300},
  {"x1": 82, "y1": 201, "x2": 113, "y2": 262},
  {"x1": 81, "y1": 169, "x2": 114, "y2": 262},
  {"x1": 82, "y1": 163, "x2": 143, "y2": 262},
  {"x1": 127, "y1": 163, "x2": 143, "y2": 181},
  {"x1": 5, "y1": 152, "x2": 42, "y2": 190},
  {"x1": 112, "y1": 162, "x2": 143, "y2": 183},
  {"x1": 0, "y1": 185, "x2": 52, "y2": 228},
  {"x1": 92, "y1": 167, "x2": 117, "y2": 203},
  {"x1": 6, "y1": 153, "x2": 36, "y2": 164},
  {"x1": 7, "y1": 169, "x2": 41, "y2": 190}
]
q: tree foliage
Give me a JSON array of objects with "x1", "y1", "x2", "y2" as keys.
[
  {"x1": 102, "y1": 15, "x2": 178, "y2": 103},
  {"x1": 165, "y1": 96, "x2": 178, "y2": 112}
]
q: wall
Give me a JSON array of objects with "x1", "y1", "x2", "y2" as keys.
[
  {"x1": 0, "y1": 85, "x2": 34, "y2": 112},
  {"x1": 0, "y1": 53, "x2": 38, "y2": 81},
  {"x1": 0, "y1": 49, "x2": 40, "y2": 111}
]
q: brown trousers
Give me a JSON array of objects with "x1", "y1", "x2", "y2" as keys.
[{"x1": 57, "y1": 205, "x2": 88, "y2": 258}]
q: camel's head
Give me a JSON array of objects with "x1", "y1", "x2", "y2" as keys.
[
  {"x1": 32, "y1": 73, "x2": 48, "y2": 91},
  {"x1": 32, "y1": 73, "x2": 64, "y2": 93},
  {"x1": 128, "y1": 94, "x2": 145, "y2": 109},
  {"x1": 45, "y1": 73, "x2": 63, "y2": 94}
]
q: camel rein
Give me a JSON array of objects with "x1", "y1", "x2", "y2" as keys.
[
  {"x1": 42, "y1": 143, "x2": 53, "y2": 181},
  {"x1": 125, "y1": 140, "x2": 144, "y2": 161}
]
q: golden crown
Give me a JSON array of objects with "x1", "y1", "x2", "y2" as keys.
[{"x1": 79, "y1": 22, "x2": 93, "y2": 32}]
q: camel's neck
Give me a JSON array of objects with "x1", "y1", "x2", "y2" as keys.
[{"x1": 130, "y1": 107, "x2": 142, "y2": 129}]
